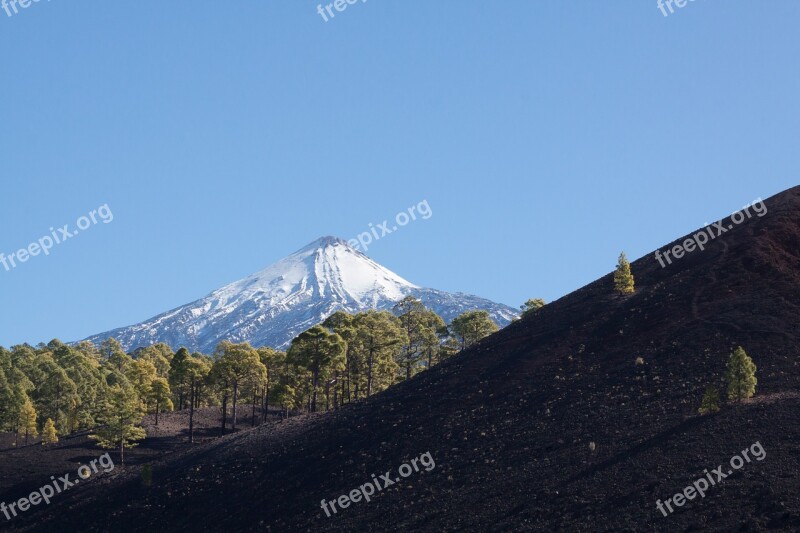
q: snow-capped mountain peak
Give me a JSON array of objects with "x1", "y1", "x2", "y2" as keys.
[{"x1": 83, "y1": 237, "x2": 517, "y2": 352}]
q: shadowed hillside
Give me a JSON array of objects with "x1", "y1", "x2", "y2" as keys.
[{"x1": 8, "y1": 186, "x2": 800, "y2": 532}]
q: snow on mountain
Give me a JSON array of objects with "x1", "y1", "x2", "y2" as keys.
[{"x1": 83, "y1": 236, "x2": 518, "y2": 352}]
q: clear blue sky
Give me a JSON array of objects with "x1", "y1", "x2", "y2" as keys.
[{"x1": 1, "y1": 1, "x2": 798, "y2": 347}]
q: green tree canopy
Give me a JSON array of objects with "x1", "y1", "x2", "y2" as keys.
[
  {"x1": 42, "y1": 418, "x2": 58, "y2": 445},
  {"x1": 353, "y1": 311, "x2": 407, "y2": 397},
  {"x1": 726, "y1": 346, "x2": 757, "y2": 402},
  {"x1": 450, "y1": 310, "x2": 498, "y2": 350},
  {"x1": 393, "y1": 297, "x2": 442, "y2": 380},
  {"x1": 149, "y1": 377, "x2": 173, "y2": 425},
  {"x1": 698, "y1": 385, "x2": 721, "y2": 414},
  {"x1": 18, "y1": 395, "x2": 38, "y2": 446},
  {"x1": 613, "y1": 252, "x2": 635, "y2": 295},
  {"x1": 520, "y1": 298, "x2": 546, "y2": 318},
  {"x1": 90, "y1": 383, "x2": 146, "y2": 464},
  {"x1": 212, "y1": 342, "x2": 266, "y2": 430},
  {"x1": 287, "y1": 325, "x2": 346, "y2": 412}
]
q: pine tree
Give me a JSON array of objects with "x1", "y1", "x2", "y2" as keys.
[
  {"x1": 698, "y1": 385, "x2": 721, "y2": 414},
  {"x1": 257, "y1": 348, "x2": 284, "y2": 422},
  {"x1": 0, "y1": 366, "x2": 16, "y2": 431},
  {"x1": 127, "y1": 358, "x2": 157, "y2": 411},
  {"x1": 322, "y1": 312, "x2": 359, "y2": 404},
  {"x1": 725, "y1": 346, "x2": 757, "y2": 402},
  {"x1": 90, "y1": 384, "x2": 146, "y2": 465},
  {"x1": 100, "y1": 338, "x2": 133, "y2": 372},
  {"x1": 273, "y1": 382, "x2": 297, "y2": 420},
  {"x1": 37, "y1": 356, "x2": 79, "y2": 432},
  {"x1": 52, "y1": 343, "x2": 108, "y2": 433},
  {"x1": 352, "y1": 311, "x2": 407, "y2": 398},
  {"x1": 393, "y1": 297, "x2": 442, "y2": 380},
  {"x1": 42, "y1": 418, "x2": 58, "y2": 445},
  {"x1": 185, "y1": 355, "x2": 211, "y2": 443},
  {"x1": 169, "y1": 347, "x2": 192, "y2": 411},
  {"x1": 422, "y1": 310, "x2": 446, "y2": 369},
  {"x1": 212, "y1": 342, "x2": 266, "y2": 430},
  {"x1": 287, "y1": 326, "x2": 346, "y2": 412},
  {"x1": 614, "y1": 252, "x2": 635, "y2": 294},
  {"x1": 450, "y1": 310, "x2": 498, "y2": 350},
  {"x1": 149, "y1": 378, "x2": 173, "y2": 426},
  {"x1": 520, "y1": 299, "x2": 546, "y2": 318},
  {"x1": 18, "y1": 396, "x2": 38, "y2": 446}
]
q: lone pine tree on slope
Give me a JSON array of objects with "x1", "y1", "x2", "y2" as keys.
[
  {"x1": 726, "y1": 346, "x2": 757, "y2": 402},
  {"x1": 614, "y1": 252, "x2": 635, "y2": 295},
  {"x1": 42, "y1": 418, "x2": 58, "y2": 445}
]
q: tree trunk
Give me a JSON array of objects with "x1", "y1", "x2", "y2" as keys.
[
  {"x1": 311, "y1": 369, "x2": 319, "y2": 413},
  {"x1": 264, "y1": 374, "x2": 270, "y2": 422},
  {"x1": 251, "y1": 390, "x2": 257, "y2": 427},
  {"x1": 189, "y1": 382, "x2": 195, "y2": 444},
  {"x1": 120, "y1": 438, "x2": 125, "y2": 466},
  {"x1": 263, "y1": 381, "x2": 270, "y2": 423},
  {"x1": 221, "y1": 394, "x2": 228, "y2": 436},
  {"x1": 155, "y1": 400, "x2": 160, "y2": 425},
  {"x1": 55, "y1": 382, "x2": 61, "y2": 431},
  {"x1": 367, "y1": 350, "x2": 374, "y2": 397},
  {"x1": 232, "y1": 381, "x2": 238, "y2": 431}
]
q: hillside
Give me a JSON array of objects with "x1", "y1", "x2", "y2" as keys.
[{"x1": 8, "y1": 186, "x2": 800, "y2": 532}]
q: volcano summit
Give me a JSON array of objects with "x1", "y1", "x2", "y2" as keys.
[{"x1": 83, "y1": 236, "x2": 517, "y2": 352}]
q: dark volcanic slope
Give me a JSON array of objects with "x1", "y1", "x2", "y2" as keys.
[{"x1": 12, "y1": 187, "x2": 800, "y2": 532}]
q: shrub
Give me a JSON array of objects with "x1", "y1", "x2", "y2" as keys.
[{"x1": 698, "y1": 385, "x2": 721, "y2": 414}]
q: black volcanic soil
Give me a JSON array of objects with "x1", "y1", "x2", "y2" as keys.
[
  {"x1": 0, "y1": 407, "x2": 280, "y2": 529},
  {"x1": 4, "y1": 186, "x2": 800, "y2": 532}
]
